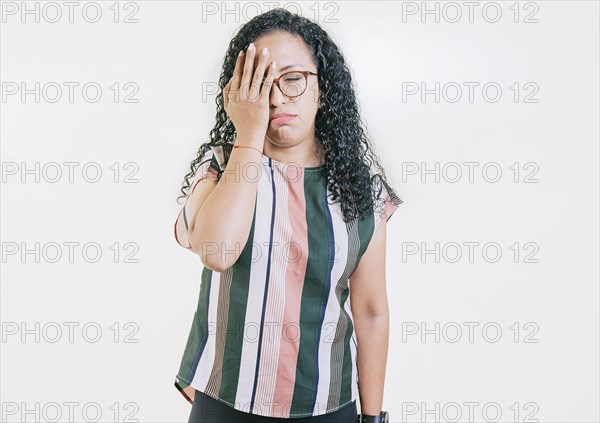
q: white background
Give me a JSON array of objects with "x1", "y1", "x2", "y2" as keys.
[{"x1": 1, "y1": 1, "x2": 598, "y2": 422}]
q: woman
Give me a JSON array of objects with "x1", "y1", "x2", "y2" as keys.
[{"x1": 173, "y1": 8, "x2": 402, "y2": 423}]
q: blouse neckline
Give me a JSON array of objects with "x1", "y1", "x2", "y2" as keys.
[{"x1": 263, "y1": 153, "x2": 325, "y2": 171}]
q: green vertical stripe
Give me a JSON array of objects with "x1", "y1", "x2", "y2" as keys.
[
  {"x1": 355, "y1": 212, "x2": 375, "y2": 269},
  {"x1": 177, "y1": 267, "x2": 213, "y2": 385},
  {"x1": 291, "y1": 171, "x2": 331, "y2": 415},
  {"x1": 218, "y1": 198, "x2": 258, "y2": 404}
]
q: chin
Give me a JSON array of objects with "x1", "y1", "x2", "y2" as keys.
[{"x1": 268, "y1": 127, "x2": 298, "y2": 140}]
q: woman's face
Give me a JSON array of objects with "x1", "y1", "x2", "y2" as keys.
[{"x1": 251, "y1": 30, "x2": 320, "y2": 147}]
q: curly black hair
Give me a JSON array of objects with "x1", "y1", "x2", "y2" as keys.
[{"x1": 177, "y1": 8, "x2": 403, "y2": 223}]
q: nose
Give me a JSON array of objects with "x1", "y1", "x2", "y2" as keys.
[{"x1": 269, "y1": 80, "x2": 286, "y2": 107}]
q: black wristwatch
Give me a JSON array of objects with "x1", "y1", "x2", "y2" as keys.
[{"x1": 356, "y1": 411, "x2": 389, "y2": 423}]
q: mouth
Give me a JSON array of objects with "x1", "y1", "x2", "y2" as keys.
[{"x1": 270, "y1": 114, "x2": 297, "y2": 125}]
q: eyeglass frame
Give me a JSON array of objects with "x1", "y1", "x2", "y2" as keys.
[{"x1": 261, "y1": 70, "x2": 318, "y2": 99}]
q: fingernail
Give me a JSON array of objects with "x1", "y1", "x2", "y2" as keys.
[{"x1": 249, "y1": 43, "x2": 255, "y2": 51}]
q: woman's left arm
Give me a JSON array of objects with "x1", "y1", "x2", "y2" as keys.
[{"x1": 349, "y1": 221, "x2": 390, "y2": 416}]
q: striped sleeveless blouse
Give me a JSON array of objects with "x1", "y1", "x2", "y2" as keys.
[{"x1": 173, "y1": 144, "x2": 399, "y2": 419}]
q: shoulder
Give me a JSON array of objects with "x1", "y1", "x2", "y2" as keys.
[{"x1": 371, "y1": 173, "x2": 402, "y2": 234}]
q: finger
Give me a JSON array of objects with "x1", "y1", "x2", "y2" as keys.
[
  {"x1": 231, "y1": 49, "x2": 245, "y2": 92},
  {"x1": 260, "y1": 60, "x2": 276, "y2": 99},
  {"x1": 241, "y1": 43, "x2": 256, "y2": 100},
  {"x1": 250, "y1": 47, "x2": 269, "y2": 101},
  {"x1": 226, "y1": 50, "x2": 245, "y2": 107},
  {"x1": 226, "y1": 53, "x2": 243, "y2": 109}
]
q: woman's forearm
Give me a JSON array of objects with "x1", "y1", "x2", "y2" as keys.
[
  {"x1": 354, "y1": 312, "x2": 389, "y2": 415},
  {"x1": 189, "y1": 134, "x2": 264, "y2": 271}
]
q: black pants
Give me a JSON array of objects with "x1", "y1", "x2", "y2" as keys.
[{"x1": 188, "y1": 389, "x2": 357, "y2": 423}]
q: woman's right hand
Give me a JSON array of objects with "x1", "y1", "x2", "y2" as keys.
[{"x1": 224, "y1": 43, "x2": 277, "y2": 142}]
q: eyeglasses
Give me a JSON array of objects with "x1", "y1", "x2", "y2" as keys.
[{"x1": 262, "y1": 70, "x2": 318, "y2": 99}]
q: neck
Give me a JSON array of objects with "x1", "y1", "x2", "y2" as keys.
[{"x1": 263, "y1": 139, "x2": 325, "y2": 168}]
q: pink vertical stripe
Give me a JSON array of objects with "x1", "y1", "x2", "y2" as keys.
[{"x1": 272, "y1": 166, "x2": 308, "y2": 418}]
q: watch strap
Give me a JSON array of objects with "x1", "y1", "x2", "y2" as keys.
[{"x1": 358, "y1": 411, "x2": 388, "y2": 423}]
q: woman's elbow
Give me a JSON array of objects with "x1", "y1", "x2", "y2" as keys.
[
  {"x1": 200, "y1": 254, "x2": 232, "y2": 273},
  {"x1": 189, "y1": 239, "x2": 232, "y2": 273},
  {"x1": 189, "y1": 227, "x2": 240, "y2": 272}
]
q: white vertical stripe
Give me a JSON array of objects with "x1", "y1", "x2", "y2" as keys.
[
  {"x1": 346, "y1": 221, "x2": 360, "y2": 404},
  {"x1": 235, "y1": 160, "x2": 273, "y2": 413},
  {"x1": 313, "y1": 185, "x2": 350, "y2": 414}
]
